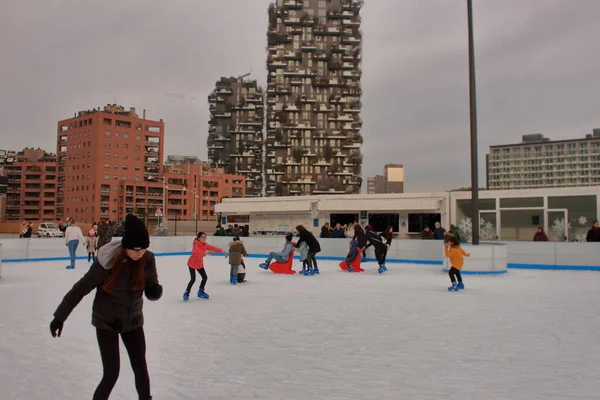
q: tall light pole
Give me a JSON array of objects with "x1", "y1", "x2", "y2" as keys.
[{"x1": 467, "y1": 0, "x2": 480, "y2": 245}]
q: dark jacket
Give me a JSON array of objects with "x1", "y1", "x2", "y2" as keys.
[
  {"x1": 230, "y1": 227, "x2": 243, "y2": 238},
  {"x1": 353, "y1": 228, "x2": 368, "y2": 249},
  {"x1": 421, "y1": 230, "x2": 434, "y2": 240},
  {"x1": 433, "y1": 227, "x2": 446, "y2": 240},
  {"x1": 296, "y1": 230, "x2": 321, "y2": 253},
  {"x1": 533, "y1": 231, "x2": 548, "y2": 242},
  {"x1": 53, "y1": 241, "x2": 160, "y2": 333},
  {"x1": 365, "y1": 227, "x2": 386, "y2": 250},
  {"x1": 97, "y1": 223, "x2": 112, "y2": 249},
  {"x1": 586, "y1": 227, "x2": 600, "y2": 242},
  {"x1": 345, "y1": 239, "x2": 359, "y2": 263},
  {"x1": 228, "y1": 241, "x2": 248, "y2": 265},
  {"x1": 331, "y1": 228, "x2": 346, "y2": 239},
  {"x1": 320, "y1": 226, "x2": 331, "y2": 238}
]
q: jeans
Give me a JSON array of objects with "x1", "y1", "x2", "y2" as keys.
[
  {"x1": 449, "y1": 267, "x2": 463, "y2": 284},
  {"x1": 94, "y1": 327, "x2": 150, "y2": 400},
  {"x1": 265, "y1": 251, "x2": 286, "y2": 265},
  {"x1": 230, "y1": 264, "x2": 240, "y2": 276},
  {"x1": 67, "y1": 240, "x2": 79, "y2": 266},
  {"x1": 185, "y1": 267, "x2": 208, "y2": 293}
]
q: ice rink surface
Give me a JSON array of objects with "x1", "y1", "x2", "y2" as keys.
[{"x1": 1, "y1": 255, "x2": 600, "y2": 400}]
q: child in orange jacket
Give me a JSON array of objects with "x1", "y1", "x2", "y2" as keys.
[{"x1": 444, "y1": 236, "x2": 470, "y2": 291}]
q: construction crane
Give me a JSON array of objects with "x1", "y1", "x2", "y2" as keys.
[{"x1": 237, "y1": 70, "x2": 252, "y2": 81}]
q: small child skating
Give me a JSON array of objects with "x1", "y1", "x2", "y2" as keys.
[
  {"x1": 444, "y1": 236, "x2": 470, "y2": 291},
  {"x1": 297, "y1": 241, "x2": 309, "y2": 274},
  {"x1": 237, "y1": 259, "x2": 247, "y2": 283},
  {"x1": 86, "y1": 229, "x2": 98, "y2": 262},
  {"x1": 228, "y1": 237, "x2": 248, "y2": 285},
  {"x1": 183, "y1": 232, "x2": 224, "y2": 301}
]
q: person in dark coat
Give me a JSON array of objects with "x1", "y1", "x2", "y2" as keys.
[
  {"x1": 49, "y1": 214, "x2": 162, "y2": 400},
  {"x1": 533, "y1": 226, "x2": 549, "y2": 242},
  {"x1": 295, "y1": 225, "x2": 321, "y2": 275},
  {"x1": 97, "y1": 220, "x2": 113, "y2": 249},
  {"x1": 421, "y1": 225, "x2": 434, "y2": 240},
  {"x1": 331, "y1": 223, "x2": 346, "y2": 238},
  {"x1": 320, "y1": 223, "x2": 331, "y2": 238},
  {"x1": 586, "y1": 220, "x2": 600, "y2": 242},
  {"x1": 433, "y1": 222, "x2": 446, "y2": 240},
  {"x1": 365, "y1": 225, "x2": 389, "y2": 273}
]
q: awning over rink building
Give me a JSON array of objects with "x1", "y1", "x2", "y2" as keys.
[{"x1": 215, "y1": 193, "x2": 450, "y2": 236}]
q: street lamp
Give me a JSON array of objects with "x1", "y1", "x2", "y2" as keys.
[{"x1": 467, "y1": 0, "x2": 480, "y2": 245}]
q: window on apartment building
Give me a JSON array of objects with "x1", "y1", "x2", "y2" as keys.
[
  {"x1": 123, "y1": 154, "x2": 128, "y2": 159},
  {"x1": 135, "y1": 166, "x2": 140, "y2": 171},
  {"x1": 113, "y1": 176, "x2": 118, "y2": 180},
  {"x1": 136, "y1": 135, "x2": 141, "y2": 140},
  {"x1": 105, "y1": 130, "x2": 111, "y2": 136},
  {"x1": 134, "y1": 177, "x2": 140, "y2": 182},
  {"x1": 122, "y1": 165, "x2": 128, "y2": 170},
  {"x1": 104, "y1": 175, "x2": 109, "y2": 180},
  {"x1": 104, "y1": 152, "x2": 110, "y2": 157},
  {"x1": 122, "y1": 176, "x2": 128, "y2": 180},
  {"x1": 136, "y1": 145, "x2": 141, "y2": 150},
  {"x1": 114, "y1": 143, "x2": 119, "y2": 148},
  {"x1": 135, "y1": 156, "x2": 140, "y2": 160},
  {"x1": 105, "y1": 141, "x2": 110, "y2": 147},
  {"x1": 123, "y1": 144, "x2": 128, "y2": 149},
  {"x1": 115, "y1": 132, "x2": 119, "y2": 137},
  {"x1": 124, "y1": 133, "x2": 128, "y2": 138},
  {"x1": 104, "y1": 163, "x2": 110, "y2": 168},
  {"x1": 113, "y1": 164, "x2": 118, "y2": 169},
  {"x1": 114, "y1": 153, "x2": 119, "y2": 158}
]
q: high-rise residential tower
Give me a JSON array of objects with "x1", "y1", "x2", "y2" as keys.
[
  {"x1": 265, "y1": 0, "x2": 364, "y2": 196},
  {"x1": 207, "y1": 76, "x2": 265, "y2": 197}
]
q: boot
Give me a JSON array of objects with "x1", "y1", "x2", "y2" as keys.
[
  {"x1": 231, "y1": 275, "x2": 238, "y2": 285},
  {"x1": 197, "y1": 288, "x2": 210, "y2": 299},
  {"x1": 237, "y1": 273, "x2": 246, "y2": 283}
]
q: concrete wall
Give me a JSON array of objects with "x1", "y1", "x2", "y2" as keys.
[{"x1": 1, "y1": 237, "x2": 599, "y2": 271}]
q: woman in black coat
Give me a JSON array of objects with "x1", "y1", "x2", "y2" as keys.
[
  {"x1": 295, "y1": 224, "x2": 321, "y2": 275},
  {"x1": 50, "y1": 214, "x2": 162, "y2": 400}
]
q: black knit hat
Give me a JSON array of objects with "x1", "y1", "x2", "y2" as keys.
[{"x1": 121, "y1": 214, "x2": 150, "y2": 250}]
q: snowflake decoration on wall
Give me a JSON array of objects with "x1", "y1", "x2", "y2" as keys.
[
  {"x1": 550, "y1": 217, "x2": 570, "y2": 241},
  {"x1": 575, "y1": 233, "x2": 587, "y2": 242},
  {"x1": 578, "y1": 216, "x2": 588, "y2": 226},
  {"x1": 457, "y1": 217, "x2": 495, "y2": 242}
]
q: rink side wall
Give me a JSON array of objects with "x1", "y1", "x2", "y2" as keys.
[{"x1": 0, "y1": 237, "x2": 599, "y2": 271}]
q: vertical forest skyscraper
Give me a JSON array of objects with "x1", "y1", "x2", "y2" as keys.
[
  {"x1": 207, "y1": 77, "x2": 265, "y2": 197},
  {"x1": 265, "y1": 0, "x2": 364, "y2": 196}
]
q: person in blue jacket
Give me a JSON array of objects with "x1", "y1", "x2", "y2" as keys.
[{"x1": 259, "y1": 234, "x2": 294, "y2": 269}]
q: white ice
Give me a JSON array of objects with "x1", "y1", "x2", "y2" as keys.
[{"x1": 1, "y1": 256, "x2": 600, "y2": 400}]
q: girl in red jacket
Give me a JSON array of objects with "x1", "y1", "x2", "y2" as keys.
[{"x1": 183, "y1": 232, "x2": 224, "y2": 301}]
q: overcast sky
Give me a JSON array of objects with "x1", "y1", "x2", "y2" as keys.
[{"x1": 2, "y1": 0, "x2": 600, "y2": 192}]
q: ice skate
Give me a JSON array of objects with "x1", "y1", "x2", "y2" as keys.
[
  {"x1": 313, "y1": 267, "x2": 320, "y2": 275},
  {"x1": 378, "y1": 265, "x2": 387, "y2": 274},
  {"x1": 197, "y1": 288, "x2": 210, "y2": 299},
  {"x1": 457, "y1": 282, "x2": 464, "y2": 290},
  {"x1": 305, "y1": 268, "x2": 314, "y2": 276},
  {"x1": 259, "y1": 262, "x2": 269, "y2": 270},
  {"x1": 183, "y1": 292, "x2": 190, "y2": 302},
  {"x1": 448, "y1": 283, "x2": 458, "y2": 291},
  {"x1": 230, "y1": 275, "x2": 238, "y2": 285},
  {"x1": 348, "y1": 266, "x2": 354, "y2": 272}
]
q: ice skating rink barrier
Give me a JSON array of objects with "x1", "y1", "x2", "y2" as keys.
[{"x1": 0, "y1": 236, "x2": 598, "y2": 272}]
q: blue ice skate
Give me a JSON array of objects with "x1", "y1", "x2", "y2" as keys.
[
  {"x1": 448, "y1": 283, "x2": 458, "y2": 291},
  {"x1": 378, "y1": 265, "x2": 388, "y2": 274},
  {"x1": 183, "y1": 292, "x2": 190, "y2": 302},
  {"x1": 230, "y1": 276, "x2": 238, "y2": 285},
  {"x1": 300, "y1": 267, "x2": 307, "y2": 275},
  {"x1": 348, "y1": 266, "x2": 354, "y2": 272},
  {"x1": 457, "y1": 282, "x2": 464, "y2": 290},
  {"x1": 65, "y1": 265, "x2": 74, "y2": 269},
  {"x1": 305, "y1": 268, "x2": 314, "y2": 276},
  {"x1": 313, "y1": 267, "x2": 320, "y2": 275},
  {"x1": 197, "y1": 288, "x2": 210, "y2": 299},
  {"x1": 259, "y1": 262, "x2": 269, "y2": 270}
]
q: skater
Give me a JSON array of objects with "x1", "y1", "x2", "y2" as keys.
[
  {"x1": 87, "y1": 229, "x2": 99, "y2": 262},
  {"x1": 183, "y1": 232, "x2": 224, "y2": 301},
  {"x1": 97, "y1": 220, "x2": 113, "y2": 250},
  {"x1": 259, "y1": 234, "x2": 294, "y2": 269},
  {"x1": 295, "y1": 225, "x2": 321, "y2": 275},
  {"x1": 64, "y1": 219, "x2": 85, "y2": 269},
  {"x1": 347, "y1": 224, "x2": 367, "y2": 272},
  {"x1": 365, "y1": 225, "x2": 389, "y2": 274},
  {"x1": 297, "y1": 241, "x2": 309, "y2": 275},
  {"x1": 345, "y1": 237, "x2": 360, "y2": 265},
  {"x1": 445, "y1": 236, "x2": 470, "y2": 291},
  {"x1": 49, "y1": 214, "x2": 162, "y2": 400},
  {"x1": 228, "y1": 236, "x2": 247, "y2": 285}
]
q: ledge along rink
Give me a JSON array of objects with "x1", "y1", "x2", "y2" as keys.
[{"x1": 1, "y1": 255, "x2": 600, "y2": 399}]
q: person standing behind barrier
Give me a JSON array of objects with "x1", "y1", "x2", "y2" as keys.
[
  {"x1": 64, "y1": 219, "x2": 85, "y2": 269},
  {"x1": 295, "y1": 225, "x2": 321, "y2": 275}
]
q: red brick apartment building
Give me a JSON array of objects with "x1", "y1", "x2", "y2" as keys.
[
  {"x1": 0, "y1": 148, "x2": 57, "y2": 221},
  {"x1": 55, "y1": 104, "x2": 244, "y2": 224}
]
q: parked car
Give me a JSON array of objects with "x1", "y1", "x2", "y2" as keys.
[{"x1": 37, "y1": 222, "x2": 63, "y2": 238}]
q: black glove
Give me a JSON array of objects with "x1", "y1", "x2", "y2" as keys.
[
  {"x1": 145, "y1": 284, "x2": 163, "y2": 301},
  {"x1": 50, "y1": 318, "x2": 63, "y2": 338}
]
